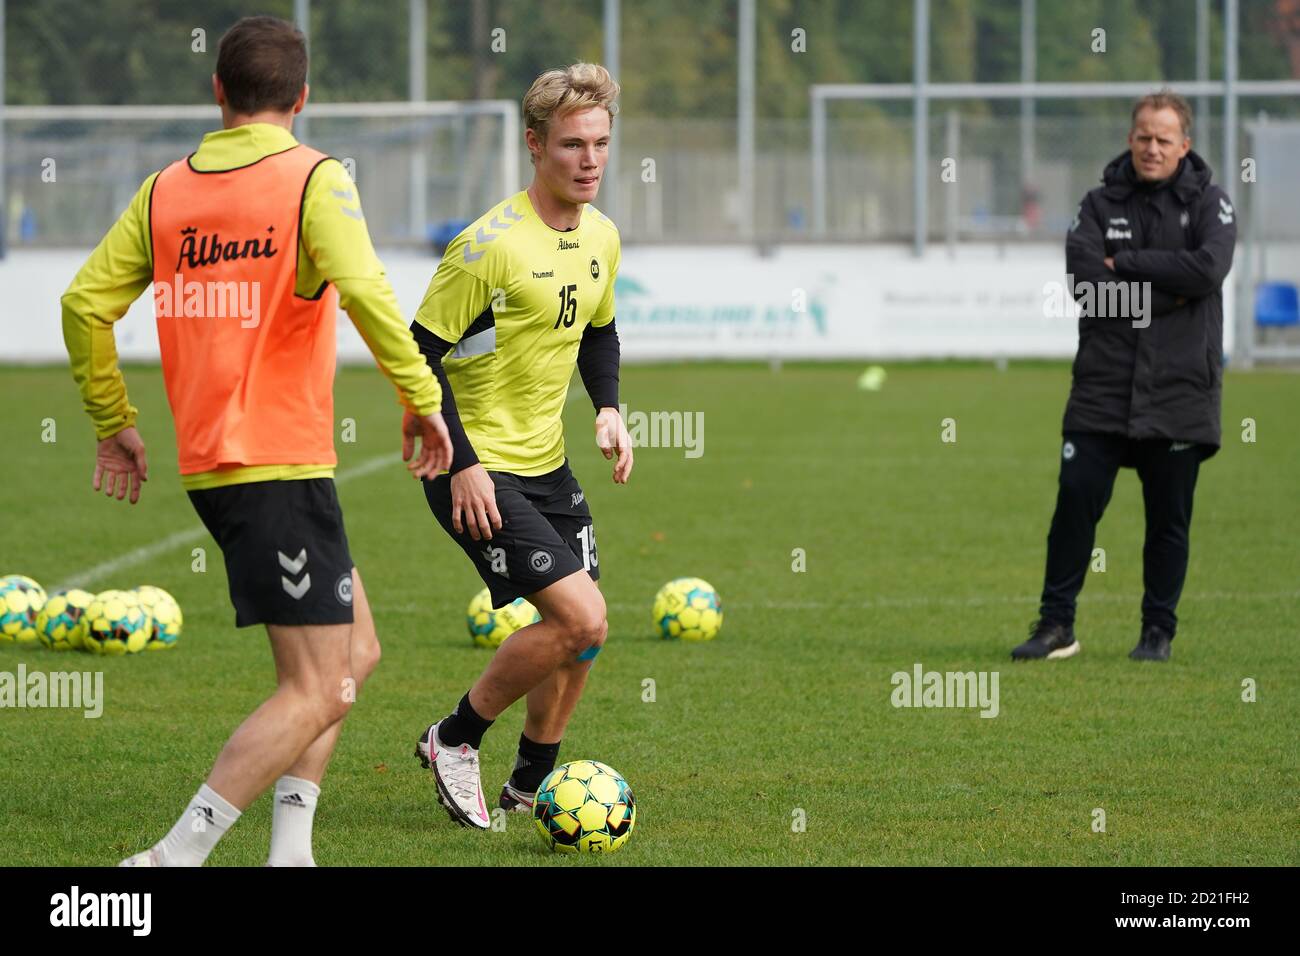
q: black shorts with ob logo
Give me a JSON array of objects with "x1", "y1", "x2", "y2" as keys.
[
  {"x1": 187, "y1": 478, "x2": 356, "y2": 628},
  {"x1": 422, "y1": 459, "x2": 599, "y2": 608}
]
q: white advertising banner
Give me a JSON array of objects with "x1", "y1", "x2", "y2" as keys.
[
  {"x1": 607, "y1": 246, "x2": 1080, "y2": 359},
  {"x1": 0, "y1": 245, "x2": 1233, "y2": 363}
]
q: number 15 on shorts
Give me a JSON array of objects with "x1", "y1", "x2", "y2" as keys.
[{"x1": 576, "y1": 525, "x2": 599, "y2": 571}]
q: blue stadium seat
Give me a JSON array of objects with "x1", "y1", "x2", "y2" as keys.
[
  {"x1": 428, "y1": 219, "x2": 472, "y2": 257},
  {"x1": 1254, "y1": 282, "x2": 1300, "y2": 328}
]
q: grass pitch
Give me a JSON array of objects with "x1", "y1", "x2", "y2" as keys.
[{"x1": 0, "y1": 361, "x2": 1296, "y2": 865}]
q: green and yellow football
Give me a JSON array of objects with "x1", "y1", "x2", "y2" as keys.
[
  {"x1": 533, "y1": 760, "x2": 637, "y2": 854},
  {"x1": 652, "y1": 577, "x2": 722, "y2": 641},
  {"x1": 83, "y1": 589, "x2": 152, "y2": 656},
  {"x1": 466, "y1": 587, "x2": 540, "y2": 649},
  {"x1": 0, "y1": 574, "x2": 48, "y2": 644},
  {"x1": 35, "y1": 588, "x2": 95, "y2": 651},
  {"x1": 134, "y1": 585, "x2": 183, "y2": 650}
]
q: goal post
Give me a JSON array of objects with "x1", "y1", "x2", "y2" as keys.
[{"x1": 1, "y1": 99, "x2": 521, "y2": 248}]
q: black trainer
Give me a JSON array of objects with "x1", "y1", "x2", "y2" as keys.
[
  {"x1": 499, "y1": 782, "x2": 535, "y2": 814},
  {"x1": 1129, "y1": 625, "x2": 1173, "y2": 661},
  {"x1": 1011, "y1": 620, "x2": 1080, "y2": 660}
]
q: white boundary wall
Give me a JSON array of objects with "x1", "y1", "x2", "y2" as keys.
[{"x1": 0, "y1": 244, "x2": 1234, "y2": 363}]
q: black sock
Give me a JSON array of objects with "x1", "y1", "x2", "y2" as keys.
[
  {"x1": 437, "y1": 692, "x2": 493, "y2": 750},
  {"x1": 509, "y1": 734, "x2": 561, "y2": 794}
]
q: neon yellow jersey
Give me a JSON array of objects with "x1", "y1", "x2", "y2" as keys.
[
  {"x1": 61, "y1": 123, "x2": 442, "y2": 491},
  {"x1": 413, "y1": 189, "x2": 620, "y2": 476}
]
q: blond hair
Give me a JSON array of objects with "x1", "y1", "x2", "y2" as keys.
[
  {"x1": 1132, "y1": 88, "x2": 1193, "y2": 138},
  {"x1": 522, "y1": 63, "x2": 620, "y2": 143}
]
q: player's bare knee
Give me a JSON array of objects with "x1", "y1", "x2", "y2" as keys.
[
  {"x1": 590, "y1": 614, "x2": 609, "y2": 649},
  {"x1": 563, "y1": 606, "x2": 607, "y2": 655},
  {"x1": 359, "y1": 636, "x2": 381, "y2": 683},
  {"x1": 316, "y1": 682, "x2": 353, "y2": 727},
  {"x1": 289, "y1": 671, "x2": 353, "y2": 728},
  {"x1": 353, "y1": 631, "x2": 381, "y2": 685}
]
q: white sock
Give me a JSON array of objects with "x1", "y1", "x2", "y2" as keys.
[
  {"x1": 267, "y1": 776, "x2": 321, "y2": 867},
  {"x1": 154, "y1": 783, "x2": 241, "y2": 867}
]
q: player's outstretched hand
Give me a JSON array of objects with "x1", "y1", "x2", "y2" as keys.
[
  {"x1": 449, "y1": 464, "x2": 503, "y2": 541},
  {"x1": 595, "y1": 406, "x2": 633, "y2": 485},
  {"x1": 402, "y1": 411, "x2": 454, "y2": 480},
  {"x1": 94, "y1": 426, "x2": 149, "y2": 505}
]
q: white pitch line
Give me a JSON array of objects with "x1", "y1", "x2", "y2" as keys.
[
  {"x1": 380, "y1": 590, "x2": 1300, "y2": 616},
  {"x1": 606, "y1": 589, "x2": 1300, "y2": 612},
  {"x1": 51, "y1": 453, "x2": 401, "y2": 592}
]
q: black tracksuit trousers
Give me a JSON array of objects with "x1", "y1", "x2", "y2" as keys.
[{"x1": 1038, "y1": 432, "x2": 1206, "y2": 637}]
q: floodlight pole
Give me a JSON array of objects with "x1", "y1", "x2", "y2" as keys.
[
  {"x1": 0, "y1": 0, "x2": 7, "y2": 260},
  {"x1": 1020, "y1": 0, "x2": 1036, "y2": 189},
  {"x1": 1196, "y1": 0, "x2": 1209, "y2": 156},
  {"x1": 295, "y1": 0, "x2": 310, "y2": 145},
  {"x1": 410, "y1": 0, "x2": 427, "y2": 241},
  {"x1": 738, "y1": 0, "x2": 756, "y2": 241},
  {"x1": 1224, "y1": 0, "x2": 1248, "y2": 368},
  {"x1": 603, "y1": 0, "x2": 620, "y2": 224},
  {"x1": 913, "y1": 0, "x2": 929, "y2": 257}
]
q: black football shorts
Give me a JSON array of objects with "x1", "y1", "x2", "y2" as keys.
[
  {"x1": 187, "y1": 478, "x2": 356, "y2": 628},
  {"x1": 422, "y1": 459, "x2": 599, "y2": 608}
]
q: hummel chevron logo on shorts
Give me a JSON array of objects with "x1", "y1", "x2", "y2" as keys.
[{"x1": 278, "y1": 548, "x2": 311, "y2": 599}]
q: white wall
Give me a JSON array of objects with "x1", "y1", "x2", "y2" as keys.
[{"x1": 0, "y1": 243, "x2": 1235, "y2": 363}]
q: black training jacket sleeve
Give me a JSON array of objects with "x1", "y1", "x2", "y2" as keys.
[
  {"x1": 578, "y1": 319, "x2": 621, "y2": 412},
  {"x1": 1065, "y1": 193, "x2": 1116, "y2": 312},
  {"x1": 1113, "y1": 186, "x2": 1238, "y2": 298},
  {"x1": 1149, "y1": 288, "x2": 1188, "y2": 317},
  {"x1": 410, "y1": 320, "x2": 480, "y2": 475},
  {"x1": 1066, "y1": 192, "x2": 1181, "y2": 320}
]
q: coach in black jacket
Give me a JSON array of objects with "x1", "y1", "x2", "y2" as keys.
[{"x1": 1013, "y1": 90, "x2": 1237, "y2": 663}]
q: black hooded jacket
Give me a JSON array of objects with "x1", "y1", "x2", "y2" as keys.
[{"x1": 1062, "y1": 149, "x2": 1237, "y2": 453}]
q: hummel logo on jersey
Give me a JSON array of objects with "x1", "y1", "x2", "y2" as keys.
[
  {"x1": 279, "y1": 792, "x2": 307, "y2": 808},
  {"x1": 463, "y1": 203, "x2": 524, "y2": 263},
  {"x1": 571, "y1": 491, "x2": 585, "y2": 508},
  {"x1": 1170, "y1": 441, "x2": 1195, "y2": 452},
  {"x1": 1218, "y1": 197, "x2": 1234, "y2": 224},
  {"x1": 1108, "y1": 217, "x2": 1129, "y2": 226},
  {"x1": 331, "y1": 186, "x2": 363, "y2": 221},
  {"x1": 278, "y1": 548, "x2": 310, "y2": 599},
  {"x1": 557, "y1": 237, "x2": 580, "y2": 251},
  {"x1": 1105, "y1": 227, "x2": 1132, "y2": 240},
  {"x1": 532, "y1": 270, "x2": 554, "y2": 278}
]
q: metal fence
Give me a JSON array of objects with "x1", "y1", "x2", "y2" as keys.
[
  {"x1": 3, "y1": 102, "x2": 517, "y2": 247},
  {"x1": 9, "y1": 108, "x2": 1300, "y2": 250}
]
